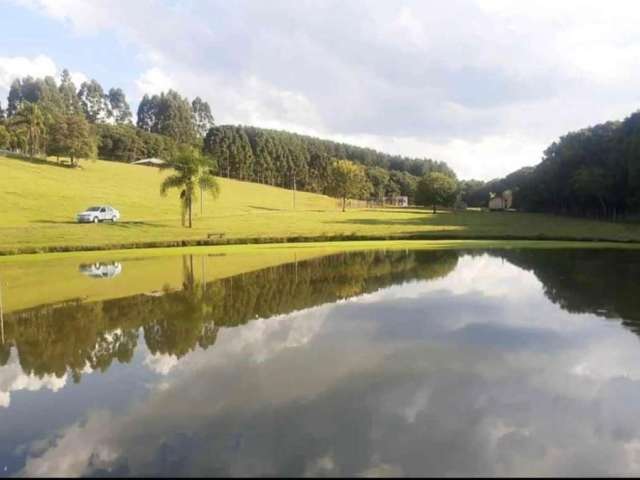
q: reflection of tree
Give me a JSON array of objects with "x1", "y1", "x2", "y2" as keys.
[
  {"x1": 498, "y1": 249, "x2": 640, "y2": 332},
  {"x1": 1, "y1": 250, "x2": 459, "y2": 380},
  {"x1": 0, "y1": 342, "x2": 10, "y2": 366}
]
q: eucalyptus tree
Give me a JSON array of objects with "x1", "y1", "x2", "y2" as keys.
[
  {"x1": 58, "y1": 69, "x2": 82, "y2": 115},
  {"x1": 191, "y1": 97, "x2": 214, "y2": 138},
  {"x1": 78, "y1": 79, "x2": 109, "y2": 123},
  {"x1": 160, "y1": 148, "x2": 220, "y2": 228},
  {"x1": 107, "y1": 88, "x2": 132, "y2": 124}
]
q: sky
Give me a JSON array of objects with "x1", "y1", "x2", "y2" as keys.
[{"x1": 2, "y1": 0, "x2": 640, "y2": 180}]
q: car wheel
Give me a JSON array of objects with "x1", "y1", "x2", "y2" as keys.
[
  {"x1": 111, "y1": 216, "x2": 117, "y2": 223},
  {"x1": 93, "y1": 217, "x2": 99, "y2": 224}
]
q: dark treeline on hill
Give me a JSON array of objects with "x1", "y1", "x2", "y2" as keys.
[
  {"x1": 0, "y1": 70, "x2": 454, "y2": 202},
  {"x1": 463, "y1": 110, "x2": 640, "y2": 220},
  {"x1": 203, "y1": 125, "x2": 454, "y2": 197}
]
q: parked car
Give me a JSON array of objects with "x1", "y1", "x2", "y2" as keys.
[
  {"x1": 79, "y1": 262, "x2": 123, "y2": 278},
  {"x1": 76, "y1": 205, "x2": 120, "y2": 223}
]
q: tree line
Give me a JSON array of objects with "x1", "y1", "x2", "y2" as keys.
[
  {"x1": 202, "y1": 125, "x2": 455, "y2": 200},
  {"x1": 463, "y1": 109, "x2": 640, "y2": 219},
  {"x1": 0, "y1": 70, "x2": 459, "y2": 206},
  {"x1": 0, "y1": 71, "x2": 213, "y2": 167}
]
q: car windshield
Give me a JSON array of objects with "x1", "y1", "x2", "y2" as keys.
[{"x1": 86, "y1": 207, "x2": 102, "y2": 212}]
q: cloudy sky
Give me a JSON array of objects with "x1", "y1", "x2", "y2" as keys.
[{"x1": 2, "y1": 0, "x2": 640, "y2": 179}]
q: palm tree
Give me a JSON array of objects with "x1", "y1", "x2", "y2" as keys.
[
  {"x1": 11, "y1": 102, "x2": 46, "y2": 158},
  {"x1": 160, "y1": 148, "x2": 220, "y2": 228}
]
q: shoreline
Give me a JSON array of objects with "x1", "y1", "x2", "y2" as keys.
[{"x1": 2, "y1": 236, "x2": 640, "y2": 263}]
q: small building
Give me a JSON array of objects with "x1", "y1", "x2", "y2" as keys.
[
  {"x1": 384, "y1": 196, "x2": 409, "y2": 207},
  {"x1": 489, "y1": 196, "x2": 506, "y2": 210},
  {"x1": 488, "y1": 190, "x2": 513, "y2": 211},
  {"x1": 130, "y1": 158, "x2": 166, "y2": 167}
]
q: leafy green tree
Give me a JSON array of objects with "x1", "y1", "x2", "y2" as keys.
[
  {"x1": 78, "y1": 79, "x2": 108, "y2": 123},
  {"x1": 366, "y1": 167, "x2": 391, "y2": 200},
  {"x1": 136, "y1": 91, "x2": 196, "y2": 144},
  {"x1": 58, "y1": 69, "x2": 82, "y2": 115},
  {"x1": 47, "y1": 113, "x2": 96, "y2": 165},
  {"x1": 107, "y1": 88, "x2": 132, "y2": 124},
  {"x1": 326, "y1": 159, "x2": 372, "y2": 211},
  {"x1": 416, "y1": 172, "x2": 458, "y2": 213},
  {"x1": 10, "y1": 102, "x2": 46, "y2": 157},
  {"x1": 156, "y1": 90, "x2": 196, "y2": 144},
  {"x1": 191, "y1": 97, "x2": 214, "y2": 137},
  {"x1": 0, "y1": 125, "x2": 10, "y2": 149},
  {"x1": 160, "y1": 147, "x2": 220, "y2": 228},
  {"x1": 7, "y1": 79, "x2": 22, "y2": 117},
  {"x1": 570, "y1": 167, "x2": 613, "y2": 217},
  {"x1": 136, "y1": 94, "x2": 156, "y2": 132}
]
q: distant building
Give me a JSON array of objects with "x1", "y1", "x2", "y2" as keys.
[
  {"x1": 384, "y1": 196, "x2": 409, "y2": 207},
  {"x1": 488, "y1": 190, "x2": 513, "y2": 211},
  {"x1": 130, "y1": 158, "x2": 166, "y2": 167},
  {"x1": 489, "y1": 196, "x2": 506, "y2": 210},
  {"x1": 366, "y1": 196, "x2": 409, "y2": 208}
]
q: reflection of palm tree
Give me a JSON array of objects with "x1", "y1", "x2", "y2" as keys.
[{"x1": 144, "y1": 255, "x2": 218, "y2": 358}]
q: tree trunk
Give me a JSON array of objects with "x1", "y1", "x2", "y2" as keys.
[
  {"x1": 433, "y1": 204, "x2": 436, "y2": 214},
  {"x1": 342, "y1": 196, "x2": 346, "y2": 212},
  {"x1": 188, "y1": 197, "x2": 193, "y2": 228}
]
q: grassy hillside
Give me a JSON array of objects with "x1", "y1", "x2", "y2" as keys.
[{"x1": 2, "y1": 156, "x2": 640, "y2": 254}]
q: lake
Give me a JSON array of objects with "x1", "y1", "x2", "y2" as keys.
[{"x1": 1, "y1": 247, "x2": 640, "y2": 476}]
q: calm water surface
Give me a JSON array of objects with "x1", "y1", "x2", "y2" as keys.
[{"x1": 1, "y1": 248, "x2": 640, "y2": 476}]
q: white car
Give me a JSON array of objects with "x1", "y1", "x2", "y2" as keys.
[
  {"x1": 76, "y1": 205, "x2": 120, "y2": 223},
  {"x1": 79, "y1": 262, "x2": 123, "y2": 278}
]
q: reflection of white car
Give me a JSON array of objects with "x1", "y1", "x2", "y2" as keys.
[
  {"x1": 76, "y1": 205, "x2": 120, "y2": 223},
  {"x1": 79, "y1": 262, "x2": 123, "y2": 279}
]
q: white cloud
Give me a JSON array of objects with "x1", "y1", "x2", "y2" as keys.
[
  {"x1": 69, "y1": 71, "x2": 88, "y2": 87},
  {"x1": 0, "y1": 349, "x2": 67, "y2": 408},
  {"x1": 0, "y1": 54, "x2": 57, "y2": 91},
  {"x1": 0, "y1": 53, "x2": 92, "y2": 106},
  {"x1": 21, "y1": 411, "x2": 119, "y2": 477},
  {"x1": 12, "y1": 0, "x2": 640, "y2": 178},
  {"x1": 143, "y1": 352, "x2": 178, "y2": 375},
  {"x1": 134, "y1": 67, "x2": 174, "y2": 96}
]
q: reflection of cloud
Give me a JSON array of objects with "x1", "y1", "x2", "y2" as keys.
[
  {"x1": 143, "y1": 353, "x2": 178, "y2": 375},
  {"x1": 19, "y1": 252, "x2": 640, "y2": 475},
  {"x1": 22, "y1": 411, "x2": 119, "y2": 477},
  {"x1": 0, "y1": 350, "x2": 67, "y2": 408}
]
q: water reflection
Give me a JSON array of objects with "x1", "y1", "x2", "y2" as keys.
[
  {"x1": 2, "y1": 248, "x2": 640, "y2": 476},
  {"x1": 2, "y1": 250, "x2": 458, "y2": 382},
  {"x1": 79, "y1": 262, "x2": 123, "y2": 279}
]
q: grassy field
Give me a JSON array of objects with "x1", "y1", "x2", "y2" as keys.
[{"x1": 2, "y1": 155, "x2": 640, "y2": 255}]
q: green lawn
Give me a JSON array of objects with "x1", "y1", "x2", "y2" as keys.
[{"x1": 2, "y1": 155, "x2": 640, "y2": 255}]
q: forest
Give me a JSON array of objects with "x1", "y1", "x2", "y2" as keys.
[
  {"x1": 463, "y1": 111, "x2": 640, "y2": 219},
  {"x1": 0, "y1": 71, "x2": 454, "y2": 202}
]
